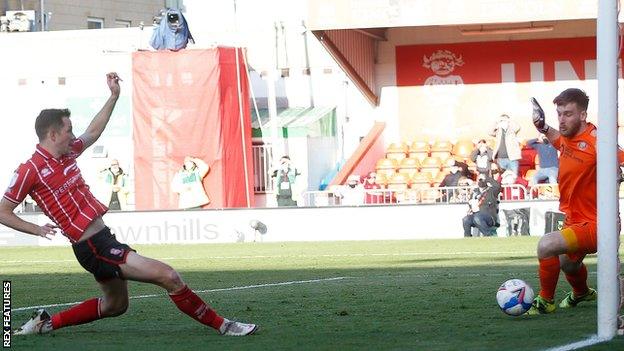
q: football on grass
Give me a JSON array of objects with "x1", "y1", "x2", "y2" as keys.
[{"x1": 496, "y1": 279, "x2": 534, "y2": 316}]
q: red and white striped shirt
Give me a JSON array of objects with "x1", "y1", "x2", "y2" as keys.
[{"x1": 3, "y1": 139, "x2": 108, "y2": 242}]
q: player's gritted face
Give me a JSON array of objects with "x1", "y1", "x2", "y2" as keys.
[
  {"x1": 52, "y1": 117, "x2": 76, "y2": 155},
  {"x1": 557, "y1": 102, "x2": 586, "y2": 138}
]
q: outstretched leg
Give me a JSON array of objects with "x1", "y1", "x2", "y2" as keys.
[
  {"x1": 120, "y1": 251, "x2": 257, "y2": 335},
  {"x1": 51, "y1": 278, "x2": 128, "y2": 330},
  {"x1": 14, "y1": 278, "x2": 129, "y2": 335},
  {"x1": 120, "y1": 251, "x2": 224, "y2": 330}
]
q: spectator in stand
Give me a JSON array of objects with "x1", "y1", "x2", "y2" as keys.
[
  {"x1": 462, "y1": 174, "x2": 501, "y2": 237},
  {"x1": 362, "y1": 172, "x2": 384, "y2": 204},
  {"x1": 527, "y1": 134, "x2": 559, "y2": 185},
  {"x1": 470, "y1": 139, "x2": 495, "y2": 177},
  {"x1": 439, "y1": 159, "x2": 471, "y2": 202},
  {"x1": 271, "y1": 155, "x2": 301, "y2": 207},
  {"x1": 98, "y1": 159, "x2": 130, "y2": 211},
  {"x1": 490, "y1": 114, "x2": 522, "y2": 176},
  {"x1": 171, "y1": 156, "x2": 210, "y2": 209},
  {"x1": 335, "y1": 175, "x2": 365, "y2": 206},
  {"x1": 498, "y1": 169, "x2": 529, "y2": 201},
  {"x1": 450, "y1": 177, "x2": 473, "y2": 203}
]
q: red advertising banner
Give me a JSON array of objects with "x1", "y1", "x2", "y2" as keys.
[
  {"x1": 132, "y1": 48, "x2": 253, "y2": 210},
  {"x1": 396, "y1": 37, "x2": 601, "y2": 86}
]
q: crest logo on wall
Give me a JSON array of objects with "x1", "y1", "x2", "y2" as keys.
[{"x1": 422, "y1": 49, "x2": 464, "y2": 85}]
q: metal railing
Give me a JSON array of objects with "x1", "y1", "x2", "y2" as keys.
[{"x1": 301, "y1": 183, "x2": 564, "y2": 207}]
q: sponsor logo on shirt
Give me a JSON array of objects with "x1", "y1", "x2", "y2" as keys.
[
  {"x1": 578, "y1": 141, "x2": 587, "y2": 150},
  {"x1": 52, "y1": 174, "x2": 81, "y2": 198},
  {"x1": 40, "y1": 167, "x2": 52, "y2": 178}
]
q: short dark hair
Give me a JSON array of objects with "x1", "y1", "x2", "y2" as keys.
[
  {"x1": 35, "y1": 109, "x2": 71, "y2": 141},
  {"x1": 553, "y1": 88, "x2": 589, "y2": 111}
]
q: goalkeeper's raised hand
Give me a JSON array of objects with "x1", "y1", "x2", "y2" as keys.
[{"x1": 531, "y1": 97, "x2": 549, "y2": 134}]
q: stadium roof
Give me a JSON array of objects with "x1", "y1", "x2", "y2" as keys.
[{"x1": 307, "y1": 0, "x2": 619, "y2": 106}]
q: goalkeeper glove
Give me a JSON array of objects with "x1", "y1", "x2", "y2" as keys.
[{"x1": 531, "y1": 97, "x2": 549, "y2": 134}]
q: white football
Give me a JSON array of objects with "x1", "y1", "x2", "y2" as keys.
[{"x1": 496, "y1": 279, "x2": 534, "y2": 316}]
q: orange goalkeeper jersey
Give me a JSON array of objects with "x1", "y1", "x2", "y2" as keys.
[{"x1": 553, "y1": 123, "x2": 624, "y2": 224}]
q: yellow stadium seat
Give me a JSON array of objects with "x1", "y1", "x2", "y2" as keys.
[
  {"x1": 420, "y1": 168, "x2": 439, "y2": 180},
  {"x1": 387, "y1": 173, "x2": 410, "y2": 191},
  {"x1": 408, "y1": 141, "x2": 429, "y2": 162},
  {"x1": 409, "y1": 152, "x2": 429, "y2": 162},
  {"x1": 375, "y1": 158, "x2": 398, "y2": 170},
  {"x1": 431, "y1": 140, "x2": 453, "y2": 153},
  {"x1": 398, "y1": 158, "x2": 420, "y2": 178},
  {"x1": 399, "y1": 157, "x2": 420, "y2": 168},
  {"x1": 421, "y1": 156, "x2": 442, "y2": 168},
  {"x1": 386, "y1": 142, "x2": 409, "y2": 161},
  {"x1": 375, "y1": 158, "x2": 398, "y2": 178},
  {"x1": 431, "y1": 151, "x2": 451, "y2": 160},
  {"x1": 432, "y1": 172, "x2": 446, "y2": 186},
  {"x1": 452, "y1": 140, "x2": 475, "y2": 160},
  {"x1": 399, "y1": 168, "x2": 419, "y2": 179},
  {"x1": 409, "y1": 141, "x2": 430, "y2": 153},
  {"x1": 411, "y1": 172, "x2": 432, "y2": 185},
  {"x1": 387, "y1": 142, "x2": 409, "y2": 153}
]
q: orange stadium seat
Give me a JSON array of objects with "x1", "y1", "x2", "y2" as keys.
[
  {"x1": 420, "y1": 156, "x2": 442, "y2": 179},
  {"x1": 386, "y1": 142, "x2": 409, "y2": 161},
  {"x1": 411, "y1": 172, "x2": 432, "y2": 187},
  {"x1": 387, "y1": 173, "x2": 410, "y2": 191},
  {"x1": 388, "y1": 173, "x2": 411, "y2": 203},
  {"x1": 430, "y1": 140, "x2": 453, "y2": 159},
  {"x1": 408, "y1": 141, "x2": 430, "y2": 162},
  {"x1": 452, "y1": 140, "x2": 475, "y2": 160},
  {"x1": 375, "y1": 158, "x2": 398, "y2": 178},
  {"x1": 398, "y1": 158, "x2": 420, "y2": 178}
]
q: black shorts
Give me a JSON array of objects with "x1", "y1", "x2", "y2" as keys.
[{"x1": 72, "y1": 227, "x2": 136, "y2": 282}]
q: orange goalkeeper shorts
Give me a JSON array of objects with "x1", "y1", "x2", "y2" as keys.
[{"x1": 560, "y1": 222, "x2": 597, "y2": 262}]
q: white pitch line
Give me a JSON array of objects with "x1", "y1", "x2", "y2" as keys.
[
  {"x1": 0, "y1": 251, "x2": 540, "y2": 265},
  {"x1": 542, "y1": 335, "x2": 607, "y2": 351},
  {"x1": 12, "y1": 276, "x2": 349, "y2": 312}
]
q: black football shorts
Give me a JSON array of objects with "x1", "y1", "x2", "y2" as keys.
[{"x1": 72, "y1": 227, "x2": 136, "y2": 282}]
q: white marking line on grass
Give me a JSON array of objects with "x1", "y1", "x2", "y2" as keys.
[
  {"x1": 0, "y1": 251, "x2": 538, "y2": 265},
  {"x1": 542, "y1": 335, "x2": 607, "y2": 351},
  {"x1": 12, "y1": 276, "x2": 349, "y2": 312}
]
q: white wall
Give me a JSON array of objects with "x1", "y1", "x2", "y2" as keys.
[{"x1": 0, "y1": 199, "x2": 598, "y2": 247}]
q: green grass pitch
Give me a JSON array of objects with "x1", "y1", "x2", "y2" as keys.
[{"x1": 2, "y1": 237, "x2": 623, "y2": 350}]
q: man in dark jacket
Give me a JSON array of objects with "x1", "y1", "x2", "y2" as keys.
[
  {"x1": 439, "y1": 159, "x2": 472, "y2": 202},
  {"x1": 462, "y1": 174, "x2": 501, "y2": 237}
]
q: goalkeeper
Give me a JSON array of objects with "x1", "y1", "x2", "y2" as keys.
[{"x1": 527, "y1": 89, "x2": 624, "y2": 315}]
